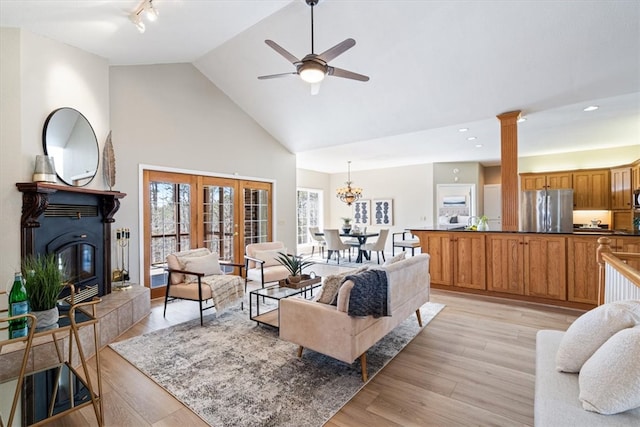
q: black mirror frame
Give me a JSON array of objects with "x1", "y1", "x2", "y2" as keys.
[{"x1": 42, "y1": 107, "x2": 99, "y2": 187}]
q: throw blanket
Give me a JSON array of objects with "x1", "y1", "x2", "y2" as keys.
[
  {"x1": 345, "y1": 269, "x2": 390, "y2": 318},
  {"x1": 200, "y1": 275, "x2": 244, "y2": 314}
]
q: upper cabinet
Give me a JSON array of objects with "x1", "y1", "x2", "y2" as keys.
[
  {"x1": 572, "y1": 169, "x2": 610, "y2": 210},
  {"x1": 633, "y1": 162, "x2": 640, "y2": 191},
  {"x1": 611, "y1": 166, "x2": 632, "y2": 210},
  {"x1": 520, "y1": 172, "x2": 572, "y2": 191}
]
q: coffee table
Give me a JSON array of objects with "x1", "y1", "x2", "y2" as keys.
[{"x1": 249, "y1": 279, "x2": 322, "y2": 329}]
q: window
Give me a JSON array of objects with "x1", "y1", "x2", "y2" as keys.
[{"x1": 296, "y1": 188, "x2": 323, "y2": 245}]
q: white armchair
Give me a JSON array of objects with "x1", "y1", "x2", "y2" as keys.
[
  {"x1": 244, "y1": 241, "x2": 290, "y2": 290},
  {"x1": 164, "y1": 248, "x2": 244, "y2": 325}
]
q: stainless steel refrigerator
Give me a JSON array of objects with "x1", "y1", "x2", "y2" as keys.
[{"x1": 520, "y1": 189, "x2": 573, "y2": 233}]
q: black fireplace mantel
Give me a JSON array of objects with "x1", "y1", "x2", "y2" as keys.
[{"x1": 17, "y1": 182, "x2": 126, "y2": 295}]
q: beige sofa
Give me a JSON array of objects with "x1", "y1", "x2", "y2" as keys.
[
  {"x1": 536, "y1": 330, "x2": 640, "y2": 426},
  {"x1": 279, "y1": 253, "x2": 430, "y2": 380}
]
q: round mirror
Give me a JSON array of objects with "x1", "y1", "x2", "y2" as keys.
[{"x1": 42, "y1": 107, "x2": 99, "y2": 187}]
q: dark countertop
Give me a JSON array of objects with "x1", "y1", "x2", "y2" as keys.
[{"x1": 409, "y1": 226, "x2": 640, "y2": 237}]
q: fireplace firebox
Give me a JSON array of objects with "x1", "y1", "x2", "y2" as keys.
[{"x1": 17, "y1": 182, "x2": 126, "y2": 299}]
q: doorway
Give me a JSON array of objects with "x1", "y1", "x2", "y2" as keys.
[{"x1": 142, "y1": 170, "x2": 272, "y2": 299}]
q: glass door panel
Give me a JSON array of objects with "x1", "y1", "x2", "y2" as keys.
[
  {"x1": 143, "y1": 171, "x2": 197, "y2": 299},
  {"x1": 242, "y1": 181, "x2": 272, "y2": 247},
  {"x1": 201, "y1": 183, "x2": 236, "y2": 262}
]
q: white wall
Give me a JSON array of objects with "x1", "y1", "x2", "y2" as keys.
[
  {"x1": 518, "y1": 144, "x2": 639, "y2": 172},
  {"x1": 109, "y1": 64, "x2": 297, "y2": 283},
  {"x1": 324, "y1": 163, "x2": 434, "y2": 253},
  {"x1": 0, "y1": 28, "x2": 110, "y2": 284}
]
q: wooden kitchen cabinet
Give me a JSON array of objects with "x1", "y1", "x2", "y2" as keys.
[
  {"x1": 520, "y1": 172, "x2": 572, "y2": 191},
  {"x1": 420, "y1": 232, "x2": 453, "y2": 286},
  {"x1": 572, "y1": 169, "x2": 610, "y2": 210},
  {"x1": 487, "y1": 234, "x2": 566, "y2": 300},
  {"x1": 524, "y1": 235, "x2": 567, "y2": 300},
  {"x1": 453, "y1": 233, "x2": 486, "y2": 290},
  {"x1": 632, "y1": 162, "x2": 640, "y2": 190},
  {"x1": 612, "y1": 210, "x2": 633, "y2": 231},
  {"x1": 418, "y1": 231, "x2": 485, "y2": 289},
  {"x1": 567, "y1": 236, "x2": 599, "y2": 304},
  {"x1": 611, "y1": 166, "x2": 632, "y2": 210},
  {"x1": 613, "y1": 237, "x2": 640, "y2": 271},
  {"x1": 487, "y1": 234, "x2": 524, "y2": 295}
]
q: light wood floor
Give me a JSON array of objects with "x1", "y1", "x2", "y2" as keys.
[{"x1": 48, "y1": 280, "x2": 582, "y2": 426}]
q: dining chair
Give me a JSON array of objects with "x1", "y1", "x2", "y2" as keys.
[
  {"x1": 362, "y1": 229, "x2": 390, "y2": 264},
  {"x1": 323, "y1": 229, "x2": 351, "y2": 264},
  {"x1": 308, "y1": 226, "x2": 325, "y2": 258}
]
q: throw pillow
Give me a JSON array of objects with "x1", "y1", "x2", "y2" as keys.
[
  {"x1": 253, "y1": 249, "x2": 286, "y2": 267},
  {"x1": 183, "y1": 252, "x2": 222, "y2": 282},
  {"x1": 579, "y1": 326, "x2": 640, "y2": 415},
  {"x1": 383, "y1": 251, "x2": 406, "y2": 266},
  {"x1": 555, "y1": 300, "x2": 640, "y2": 373},
  {"x1": 316, "y1": 267, "x2": 368, "y2": 305},
  {"x1": 171, "y1": 248, "x2": 211, "y2": 285}
]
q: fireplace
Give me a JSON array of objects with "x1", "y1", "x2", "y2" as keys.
[{"x1": 17, "y1": 182, "x2": 126, "y2": 299}]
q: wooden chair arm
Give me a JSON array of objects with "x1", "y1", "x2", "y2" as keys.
[
  {"x1": 165, "y1": 267, "x2": 205, "y2": 277},
  {"x1": 244, "y1": 255, "x2": 265, "y2": 264}
]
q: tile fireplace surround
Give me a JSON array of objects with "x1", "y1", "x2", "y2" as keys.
[{"x1": 0, "y1": 285, "x2": 150, "y2": 383}]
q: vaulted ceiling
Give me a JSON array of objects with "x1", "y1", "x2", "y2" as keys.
[{"x1": 2, "y1": 0, "x2": 639, "y2": 172}]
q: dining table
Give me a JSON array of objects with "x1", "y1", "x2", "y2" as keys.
[{"x1": 315, "y1": 231, "x2": 379, "y2": 263}]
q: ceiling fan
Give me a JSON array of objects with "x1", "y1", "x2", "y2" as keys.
[{"x1": 258, "y1": 0, "x2": 369, "y2": 94}]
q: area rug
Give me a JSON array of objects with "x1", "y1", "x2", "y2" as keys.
[{"x1": 109, "y1": 302, "x2": 445, "y2": 427}]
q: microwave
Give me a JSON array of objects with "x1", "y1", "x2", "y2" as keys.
[{"x1": 634, "y1": 189, "x2": 640, "y2": 209}]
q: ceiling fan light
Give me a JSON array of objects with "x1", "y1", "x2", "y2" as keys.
[
  {"x1": 300, "y1": 68, "x2": 325, "y2": 83},
  {"x1": 130, "y1": 13, "x2": 146, "y2": 33},
  {"x1": 299, "y1": 62, "x2": 326, "y2": 83},
  {"x1": 144, "y1": 0, "x2": 159, "y2": 22}
]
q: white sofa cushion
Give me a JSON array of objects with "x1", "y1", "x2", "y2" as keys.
[
  {"x1": 183, "y1": 252, "x2": 222, "y2": 282},
  {"x1": 556, "y1": 300, "x2": 640, "y2": 373},
  {"x1": 579, "y1": 326, "x2": 640, "y2": 415}
]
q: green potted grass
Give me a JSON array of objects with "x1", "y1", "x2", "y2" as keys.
[
  {"x1": 22, "y1": 253, "x2": 65, "y2": 329},
  {"x1": 275, "y1": 252, "x2": 314, "y2": 284}
]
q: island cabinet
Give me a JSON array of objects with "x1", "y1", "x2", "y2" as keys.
[
  {"x1": 567, "y1": 236, "x2": 600, "y2": 304},
  {"x1": 418, "y1": 232, "x2": 485, "y2": 289},
  {"x1": 612, "y1": 237, "x2": 640, "y2": 270},
  {"x1": 486, "y1": 234, "x2": 566, "y2": 300},
  {"x1": 572, "y1": 168, "x2": 610, "y2": 210}
]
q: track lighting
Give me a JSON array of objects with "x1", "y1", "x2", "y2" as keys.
[{"x1": 130, "y1": 0, "x2": 158, "y2": 33}]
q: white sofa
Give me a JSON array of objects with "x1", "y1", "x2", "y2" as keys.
[
  {"x1": 535, "y1": 330, "x2": 640, "y2": 426},
  {"x1": 279, "y1": 253, "x2": 430, "y2": 381}
]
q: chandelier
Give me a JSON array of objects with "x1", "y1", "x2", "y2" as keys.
[{"x1": 336, "y1": 161, "x2": 363, "y2": 206}]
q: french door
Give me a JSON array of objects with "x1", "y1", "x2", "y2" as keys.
[{"x1": 143, "y1": 170, "x2": 272, "y2": 299}]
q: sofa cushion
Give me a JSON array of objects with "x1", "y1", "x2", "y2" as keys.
[
  {"x1": 168, "y1": 247, "x2": 211, "y2": 285},
  {"x1": 183, "y1": 252, "x2": 222, "y2": 282},
  {"x1": 316, "y1": 267, "x2": 367, "y2": 305},
  {"x1": 253, "y1": 249, "x2": 285, "y2": 267},
  {"x1": 579, "y1": 326, "x2": 640, "y2": 415},
  {"x1": 383, "y1": 251, "x2": 405, "y2": 266},
  {"x1": 556, "y1": 300, "x2": 640, "y2": 373}
]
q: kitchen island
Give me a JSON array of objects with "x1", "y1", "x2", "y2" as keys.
[{"x1": 409, "y1": 227, "x2": 640, "y2": 309}]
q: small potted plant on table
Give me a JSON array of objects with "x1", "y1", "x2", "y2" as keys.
[
  {"x1": 22, "y1": 253, "x2": 65, "y2": 330},
  {"x1": 275, "y1": 252, "x2": 314, "y2": 287}
]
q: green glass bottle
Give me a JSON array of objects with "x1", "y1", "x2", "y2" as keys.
[{"x1": 9, "y1": 272, "x2": 29, "y2": 339}]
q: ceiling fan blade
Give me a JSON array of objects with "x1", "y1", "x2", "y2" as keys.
[
  {"x1": 310, "y1": 82, "x2": 321, "y2": 96},
  {"x1": 258, "y1": 72, "x2": 297, "y2": 80},
  {"x1": 265, "y1": 40, "x2": 300, "y2": 64},
  {"x1": 328, "y1": 66, "x2": 370, "y2": 82},
  {"x1": 317, "y1": 38, "x2": 356, "y2": 63}
]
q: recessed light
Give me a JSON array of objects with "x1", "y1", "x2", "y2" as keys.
[
  {"x1": 583, "y1": 105, "x2": 599, "y2": 112},
  {"x1": 458, "y1": 128, "x2": 468, "y2": 132},
  {"x1": 475, "y1": 144, "x2": 483, "y2": 148},
  {"x1": 517, "y1": 117, "x2": 527, "y2": 123},
  {"x1": 467, "y1": 136, "x2": 477, "y2": 141}
]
